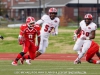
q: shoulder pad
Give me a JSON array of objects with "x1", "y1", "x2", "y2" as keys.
[
  {"x1": 20, "y1": 24, "x2": 27, "y2": 27},
  {"x1": 34, "y1": 24, "x2": 41, "y2": 31},
  {"x1": 20, "y1": 24, "x2": 27, "y2": 30}
]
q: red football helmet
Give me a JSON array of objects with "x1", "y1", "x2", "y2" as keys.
[
  {"x1": 49, "y1": 8, "x2": 57, "y2": 13},
  {"x1": 26, "y1": 16, "x2": 35, "y2": 28},
  {"x1": 84, "y1": 14, "x2": 93, "y2": 20}
]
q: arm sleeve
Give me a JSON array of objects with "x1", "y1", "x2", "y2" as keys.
[
  {"x1": 34, "y1": 25, "x2": 41, "y2": 37},
  {"x1": 35, "y1": 19, "x2": 43, "y2": 25},
  {"x1": 35, "y1": 15, "x2": 48, "y2": 25},
  {"x1": 35, "y1": 25, "x2": 41, "y2": 46},
  {"x1": 35, "y1": 15, "x2": 46, "y2": 25},
  {"x1": 54, "y1": 19, "x2": 60, "y2": 35},
  {"x1": 54, "y1": 25, "x2": 59, "y2": 35},
  {"x1": 18, "y1": 28, "x2": 24, "y2": 45},
  {"x1": 19, "y1": 25, "x2": 24, "y2": 36},
  {"x1": 92, "y1": 24, "x2": 97, "y2": 30}
]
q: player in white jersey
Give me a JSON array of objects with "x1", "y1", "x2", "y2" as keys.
[
  {"x1": 73, "y1": 13, "x2": 97, "y2": 64},
  {"x1": 25, "y1": 8, "x2": 60, "y2": 64},
  {"x1": 34, "y1": 8, "x2": 60, "y2": 58}
]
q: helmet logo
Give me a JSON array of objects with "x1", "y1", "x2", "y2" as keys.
[
  {"x1": 49, "y1": 8, "x2": 57, "y2": 13},
  {"x1": 84, "y1": 14, "x2": 93, "y2": 20}
]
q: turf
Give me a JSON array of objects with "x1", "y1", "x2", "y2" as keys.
[
  {"x1": 0, "y1": 60, "x2": 100, "y2": 75},
  {"x1": 0, "y1": 27, "x2": 100, "y2": 75}
]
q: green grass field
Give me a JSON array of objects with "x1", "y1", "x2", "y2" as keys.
[
  {"x1": 1, "y1": 27, "x2": 100, "y2": 75},
  {"x1": 0, "y1": 27, "x2": 100, "y2": 53},
  {"x1": 0, "y1": 60, "x2": 100, "y2": 75},
  {"x1": 0, "y1": 27, "x2": 77, "y2": 53}
]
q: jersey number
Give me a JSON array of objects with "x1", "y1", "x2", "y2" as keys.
[
  {"x1": 44, "y1": 25, "x2": 54, "y2": 33},
  {"x1": 82, "y1": 30, "x2": 89, "y2": 37},
  {"x1": 28, "y1": 34, "x2": 33, "y2": 39}
]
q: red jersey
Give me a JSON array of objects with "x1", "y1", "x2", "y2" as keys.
[{"x1": 19, "y1": 24, "x2": 41, "y2": 43}]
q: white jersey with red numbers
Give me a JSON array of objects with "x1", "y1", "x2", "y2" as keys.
[
  {"x1": 35, "y1": 14, "x2": 60, "y2": 38},
  {"x1": 79, "y1": 20, "x2": 97, "y2": 39},
  {"x1": 73, "y1": 20, "x2": 97, "y2": 53}
]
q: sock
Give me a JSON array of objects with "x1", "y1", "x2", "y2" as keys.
[
  {"x1": 23, "y1": 55, "x2": 30, "y2": 60},
  {"x1": 15, "y1": 52, "x2": 25, "y2": 62},
  {"x1": 92, "y1": 60, "x2": 96, "y2": 64},
  {"x1": 15, "y1": 54, "x2": 22, "y2": 62},
  {"x1": 78, "y1": 52, "x2": 84, "y2": 60}
]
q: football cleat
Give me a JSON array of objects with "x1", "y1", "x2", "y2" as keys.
[
  {"x1": 25, "y1": 59, "x2": 31, "y2": 65},
  {"x1": 74, "y1": 60, "x2": 81, "y2": 64},
  {"x1": 11, "y1": 61, "x2": 17, "y2": 66},
  {"x1": 20, "y1": 58, "x2": 24, "y2": 64},
  {"x1": 96, "y1": 60, "x2": 100, "y2": 64}
]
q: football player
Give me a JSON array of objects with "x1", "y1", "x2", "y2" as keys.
[
  {"x1": 11, "y1": 16, "x2": 41, "y2": 66},
  {"x1": 35, "y1": 7, "x2": 60, "y2": 57},
  {"x1": 74, "y1": 30, "x2": 100, "y2": 64},
  {"x1": 73, "y1": 13, "x2": 97, "y2": 64},
  {"x1": 25, "y1": 8, "x2": 60, "y2": 65},
  {"x1": 86, "y1": 41, "x2": 100, "y2": 64}
]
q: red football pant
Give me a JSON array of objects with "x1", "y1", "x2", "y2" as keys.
[
  {"x1": 85, "y1": 43, "x2": 99, "y2": 61},
  {"x1": 22, "y1": 40, "x2": 36, "y2": 59}
]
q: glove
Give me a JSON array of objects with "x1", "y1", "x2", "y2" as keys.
[
  {"x1": 36, "y1": 46, "x2": 39, "y2": 51},
  {"x1": 51, "y1": 32, "x2": 56, "y2": 36},
  {"x1": 0, "y1": 35, "x2": 4, "y2": 40},
  {"x1": 73, "y1": 34, "x2": 77, "y2": 41},
  {"x1": 18, "y1": 35, "x2": 25, "y2": 45}
]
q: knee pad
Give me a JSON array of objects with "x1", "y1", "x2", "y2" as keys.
[
  {"x1": 20, "y1": 52, "x2": 25, "y2": 56},
  {"x1": 87, "y1": 59, "x2": 93, "y2": 63}
]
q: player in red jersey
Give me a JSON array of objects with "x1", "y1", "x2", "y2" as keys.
[
  {"x1": 85, "y1": 41, "x2": 100, "y2": 64},
  {"x1": 11, "y1": 16, "x2": 41, "y2": 66},
  {"x1": 73, "y1": 30, "x2": 100, "y2": 64}
]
